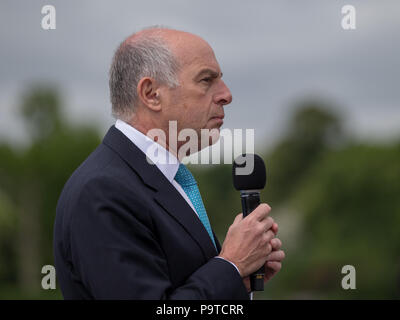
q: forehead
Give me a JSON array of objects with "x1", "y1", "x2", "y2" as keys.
[{"x1": 168, "y1": 32, "x2": 221, "y2": 73}]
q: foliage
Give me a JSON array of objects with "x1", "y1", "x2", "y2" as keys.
[
  {"x1": 0, "y1": 89, "x2": 398, "y2": 299},
  {"x1": 0, "y1": 87, "x2": 101, "y2": 297}
]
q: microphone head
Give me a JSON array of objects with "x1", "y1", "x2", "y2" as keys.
[{"x1": 232, "y1": 154, "x2": 266, "y2": 190}]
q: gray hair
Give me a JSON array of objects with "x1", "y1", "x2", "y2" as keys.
[{"x1": 109, "y1": 31, "x2": 180, "y2": 121}]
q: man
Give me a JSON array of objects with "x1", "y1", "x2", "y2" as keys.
[{"x1": 54, "y1": 27, "x2": 285, "y2": 299}]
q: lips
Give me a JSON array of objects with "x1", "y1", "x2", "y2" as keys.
[{"x1": 211, "y1": 115, "x2": 225, "y2": 120}]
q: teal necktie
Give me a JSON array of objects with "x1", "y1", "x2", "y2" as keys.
[{"x1": 174, "y1": 163, "x2": 217, "y2": 250}]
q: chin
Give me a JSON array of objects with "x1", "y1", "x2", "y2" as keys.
[{"x1": 205, "y1": 128, "x2": 221, "y2": 146}]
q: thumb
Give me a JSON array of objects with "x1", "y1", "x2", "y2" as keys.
[{"x1": 233, "y1": 213, "x2": 243, "y2": 224}]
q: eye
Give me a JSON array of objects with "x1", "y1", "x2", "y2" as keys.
[{"x1": 201, "y1": 77, "x2": 213, "y2": 83}]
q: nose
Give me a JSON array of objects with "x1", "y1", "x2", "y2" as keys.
[{"x1": 214, "y1": 80, "x2": 233, "y2": 106}]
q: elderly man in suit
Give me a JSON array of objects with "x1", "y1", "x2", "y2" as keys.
[{"x1": 53, "y1": 27, "x2": 285, "y2": 299}]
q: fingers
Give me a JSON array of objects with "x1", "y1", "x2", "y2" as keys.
[
  {"x1": 265, "y1": 250, "x2": 285, "y2": 262},
  {"x1": 270, "y1": 238, "x2": 282, "y2": 251},
  {"x1": 259, "y1": 216, "x2": 274, "y2": 233},
  {"x1": 243, "y1": 204, "x2": 274, "y2": 237},
  {"x1": 233, "y1": 213, "x2": 243, "y2": 224},
  {"x1": 265, "y1": 243, "x2": 272, "y2": 255},
  {"x1": 272, "y1": 222, "x2": 278, "y2": 235},
  {"x1": 252, "y1": 203, "x2": 271, "y2": 221},
  {"x1": 262, "y1": 230, "x2": 275, "y2": 246},
  {"x1": 266, "y1": 261, "x2": 282, "y2": 272}
]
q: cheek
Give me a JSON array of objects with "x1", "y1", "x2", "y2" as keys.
[
  {"x1": 170, "y1": 87, "x2": 211, "y2": 125},
  {"x1": 181, "y1": 103, "x2": 201, "y2": 123}
]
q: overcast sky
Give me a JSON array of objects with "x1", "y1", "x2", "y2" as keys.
[{"x1": 1, "y1": 0, "x2": 399, "y2": 151}]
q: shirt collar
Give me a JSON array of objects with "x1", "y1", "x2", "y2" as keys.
[{"x1": 115, "y1": 119, "x2": 179, "y2": 182}]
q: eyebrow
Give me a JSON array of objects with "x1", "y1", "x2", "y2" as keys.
[{"x1": 195, "y1": 68, "x2": 223, "y2": 79}]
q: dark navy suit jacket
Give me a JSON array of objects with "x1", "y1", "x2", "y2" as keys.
[{"x1": 53, "y1": 125, "x2": 249, "y2": 299}]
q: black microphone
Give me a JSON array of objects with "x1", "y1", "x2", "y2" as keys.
[{"x1": 232, "y1": 154, "x2": 267, "y2": 292}]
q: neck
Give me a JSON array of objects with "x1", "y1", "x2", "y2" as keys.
[{"x1": 127, "y1": 115, "x2": 180, "y2": 160}]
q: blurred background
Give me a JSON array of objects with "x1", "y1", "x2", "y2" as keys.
[{"x1": 0, "y1": 0, "x2": 399, "y2": 299}]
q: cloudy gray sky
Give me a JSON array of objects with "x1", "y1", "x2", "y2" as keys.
[{"x1": 1, "y1": 0, "x2": 399, "y2": 151}]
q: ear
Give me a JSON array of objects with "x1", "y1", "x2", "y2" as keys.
[{"x1": 137, "y1": 77, "x2": 161, "y2": 111}]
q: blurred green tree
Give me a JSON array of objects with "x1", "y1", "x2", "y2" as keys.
[
  {"x1": 264, "y1": 100, "x2": 344, "y2": 204},
  {"x1": 277, "y1": 143, "x2": 400, "y2": 299},
  {"x1": 0, "y1": 86, "x2": 101, "y2": 298},
  {"x1": 195, "y1": 99, "x2": 399, "y2": 299},
  {"x1": 1, "y1": 90, "x2": 398, "y2": 300}
]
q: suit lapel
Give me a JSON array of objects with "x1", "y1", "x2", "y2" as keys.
[
  {"x1": 103, "y1": 126, "x2": 218, "y2": 261},
  {"x1": 154, "y1": 182, "x2": 218, "y2": 260},
  {"x1": 213, "y1": 230, "x2": 222, "y2": 253}
]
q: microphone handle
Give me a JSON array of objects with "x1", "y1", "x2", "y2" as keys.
[{"x1": 240, "y1": 191, "x2": 265, "y2": 291}]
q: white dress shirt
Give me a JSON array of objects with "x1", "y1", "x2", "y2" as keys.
[
  {"x1": 115, "y1": 120, "x2": 244, "y2": 283},
  {"x1": 115, "y1": 119, "x2": 198, "y2": 215}
]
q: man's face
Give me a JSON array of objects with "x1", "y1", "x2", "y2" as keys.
[{"x1": 160, "y1": 34, "x2": 232, "y2": 149}]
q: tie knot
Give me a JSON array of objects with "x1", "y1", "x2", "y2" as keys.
[{"x1": 174, "y1": 163, "x2": 197, "y2": 187}]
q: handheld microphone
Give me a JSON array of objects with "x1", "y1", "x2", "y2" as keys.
[{"x1": 232, "y1": 154, "x2": 267, "y2": 292}]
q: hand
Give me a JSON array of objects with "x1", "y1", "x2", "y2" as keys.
[
  {"x1": 264, "y1": 237, "x2": 284, "y2": 282},
  {"x1": 218, "y1": 203, "x2": 275, "y2": 278},
  {"x1": 242, "y1": 225, "x2": 284, "y2": 292}
]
